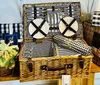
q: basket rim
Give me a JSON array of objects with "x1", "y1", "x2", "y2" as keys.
[{"x1": 23, "y1": 2, "x2": 80, "y2": 7}]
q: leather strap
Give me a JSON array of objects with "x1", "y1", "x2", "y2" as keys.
[
  {"x1": 52, "y1": 6, "x2": 55, "y2": 11},
  {"x1": 69, "y1": 4, "x2": 72, "y2": 17},
  {"x1": 34, "y1": 6, "x2": 37, "y2": 19}
]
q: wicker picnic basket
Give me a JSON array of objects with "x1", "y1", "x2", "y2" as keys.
[
  {"x1": 83, "y1": 21, "x2": 100, "y2": 66},
  {"x1": 0, "y1": 67, "x2": 11, "y2": 77},
  {"x1": 83, "y1": 21, "x2": 100, "y2": 47},
  {"x1": 0, "y1": 42, "x2": 19, "y2": 81},
  {"x1": 19, "y1": 2, "x2": 92, "y2": 82}
]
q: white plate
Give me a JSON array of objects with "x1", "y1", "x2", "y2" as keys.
[
  {"x1": 59, "y1": 17, "x2": 78, "y2": 37},
  {"x1": 28, "y1": 18, "x2": 50, "y2": 39}
]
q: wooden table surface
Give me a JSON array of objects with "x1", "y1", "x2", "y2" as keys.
[
  {"x1": 59, "y1": 63, "x2": 100, "y2": 85},
  {"x1": 90, "y1": 63, "x2": 100, "y2": 72}
]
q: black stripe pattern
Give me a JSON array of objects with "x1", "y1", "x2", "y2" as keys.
[
  {"x1": 22, "y1": 40, "x2": 56, "y2": 58},
  {"x1": 0, "y1": 23, "x2": 23, "y2": 42},
  {"x1": 0, "y1": 24, "x2": 9, "y2": 40}
]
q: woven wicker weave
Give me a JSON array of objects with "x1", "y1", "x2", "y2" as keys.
[
  {"x1": 83, "y1": 21, "x2": 100, "y2": 67},
  {"x1": 20, "y1": 56, "x2": 92, "y2": 82},
  {"x1": 83, "y1": 21, "x2": 100, "y2": 46},
  {"x1": 0, "y1": 67, "x2": 11, "y2": 77}
]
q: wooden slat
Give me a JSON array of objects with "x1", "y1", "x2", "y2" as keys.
[
  {"x1": 71, "y1": 77, "x2": 82, "y2": 85},
  {"x1": 82, "y1": 73, "x2": 94, "y2": 85},
  {"x1": 58, "y1": 79, "x2": 62, "y2": 85},
  {"x1": 88, "y1": 73, "x2": 94, "y2": 85},
  {"x1": 0, "y1": 77, "x2": 18, "y2": 81},
  {"x1": 82, "y1": 78, "x2": 88, "y2": 85}
]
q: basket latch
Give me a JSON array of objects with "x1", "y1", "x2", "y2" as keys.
[
  {"x1": 27, "y1": 58, "x2": 33, "y2": 72},
  {"x1": 78, "y1": 55, "x2": 84, "y2": 69}
]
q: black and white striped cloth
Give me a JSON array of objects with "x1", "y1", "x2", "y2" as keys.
[
  {"x1": 57, "y1": 45, "x2": 79, "y2": 56},
  {"x1": 0, "y1": 23, "x2": 23, "y2": 42},
  {"x1": 22, "y1": 40, "x2": 56, "y2": 58},
  {"x1": 92, "y1": 11, "x2": 100, "y2": 27},
  {"x1": 53, "y1": 35, "x2": 92, "y2": 56}
]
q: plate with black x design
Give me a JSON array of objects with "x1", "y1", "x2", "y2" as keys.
[
  {"x1": 28, "y1": 18, "x2": 50, "y2": 39},
  {"x1": 59, "y1": 16, "x2": 78, "y2": 37}
]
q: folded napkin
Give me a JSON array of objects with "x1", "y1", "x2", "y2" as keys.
[{"x1": 53, "y1": 35, "x2": 92, "y2": 56}]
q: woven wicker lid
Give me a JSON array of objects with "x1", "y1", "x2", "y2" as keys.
[{"x1": 23, "y1": 2, "x2": 81, "y2": 41}]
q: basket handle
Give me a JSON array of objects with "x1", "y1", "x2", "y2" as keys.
[{"x1": 40, "y1": 64, "x2": 73, "y2": 71}]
